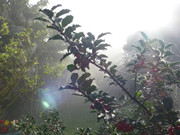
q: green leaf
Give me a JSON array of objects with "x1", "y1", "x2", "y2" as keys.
[
  {"x1": 109, "y1": 82, "x2": 116, "y2": 86},
  {"x1": 126, "y1": 63, "x2": 134, "y2": 67},
  {"x1": 67, "y1": 64, "x2": 77, "y2": 72},
  {"x1": 51, "y1": 4, "x2": 62, "y2": 11},
  {"x1": 71, "y1": 73, "x2": 78, "y2": 84},
  {"x1": 34, "y1": 17, "x2": 50, "y2": 22},
  {"x1": 158, "y1": 40, "x2": 165, "y2": 49},
  {"x1": 56, "y1": 9, "x2": 71, "y2": 18},
  {"x1": 99, "y1": 54, "x2": 108, "y2": 58},
  {"x1": 175, "y1": 70, "x2": 180, "y2": 78},
  {"x1": 77, "y1": 73, "x2": 91, "y2": 85},
  {"x1": 136, "y1": 90, "x2": 142, "y2": 99},
  {"x1": 165, "y1": 43, "x2": 173, "y2": 49},
  {"x1": 49, "y1": 34, "x2": 64, "y2": 40},
  {"x1": 47, "y1": 25, "x2": 59, "y2": 30},
  {"x1": 86, "y1": 85, "x2": 97, "y2": 95},
  {"x1": 62, "y1": 15, "x2": 73, "y2": 27},
  {"x1": 94, "y1": 39, "x2": 104, "y2": 46},
  {"x1": 138, "y1": 40, "x2": 146, "y2": 47},
  {"x1": 64, "y1": 26, "x2": 74, "y2": 39},
  {"x1": 163, "y1": 51, "x2": 173, "y2": 57},
  {"x1": 149, "y1": 38, "x2": 158, "y2": 44},
  {"x1": 60, "y1": 52, "x2": 71, "y2": 61},
  {"x1": 73, "y1": 32, "x2": 85, "y2": 41},
  {"x1": 96, "y1": 44, "x2": 111, "y2": 50},
  {"x1": 55, "y1": 18, "x2": 62, "y2": 23},
  {"x1": 97, "y1": 32, "x2": 111, "y2": 39},
  {"x1": 40, "y1": 9, "x2": 54, "y2": 19},
  {"x1": 132, "y1": 45, "x2": 141, "y2": 52},
  {"x1": 117, "y1": 75, "x2": 127, "y2": 86},
  {"x1": 110, "y1": 65, "x2": 117, "y2": 75},
  {"x1": 163, "y1": 97, "x2": 173, "y2": 111},
  {"x1": 140, "y1": 32, "x2": 148, "y2": 40},
  {"x1": 153, "y1": 49, "x2": 160, "y2": 55},
  {"x1": 119, "y1": 95, "x2": 125, "y2": 101},
  {"x1": 59, "y1": 85, "x2": 74, "y2": 90},
  {"x1": 144, "y1": 101, "x2": 152, "y2": 110},
  {"x1": 141, "y1": 48, "x2": 147, "y2": 55},
  {"x1": 82, "y1": 79, "x2": 93, "y2": 89},
  {"x1": 150, "y1": 115, "x2": 164, "y2": 123},
  {"x1": 72, "y1": 24, "x2": 81, "y2": 29},
  {"x1": 170, "y1": 62, "x2": 180, "y2": 67},
  {"x1": 87, "y1": 32, "x2": 95, "y2": 41}
]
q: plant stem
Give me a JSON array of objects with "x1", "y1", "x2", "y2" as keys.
[
  {"x1": 90, "y1": 60, "x2": 152, "y2": 116},
  {"x1": 54, "y1": 21, "x2": 152, "y2": 116}
]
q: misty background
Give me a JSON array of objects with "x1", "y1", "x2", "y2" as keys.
[{"x1": 0, "y1": 0, "x2": 180, "y2": 134}]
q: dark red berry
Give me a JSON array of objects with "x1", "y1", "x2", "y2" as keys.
[
  {"x1": 168, "y1": 126, "x2": 173, "y2": 132},
  {"x1": 90, "y1": 105, "x2": 94, "y2": 109},
  {"x1": 178, "y1": 125, "x2": 180, "y2": 130},
  {"x1": 141, "y1": 132, "x2": 147, "y2": 135},
  {"x1": 0, "y1": 120, "x2": 4, "y2": 124}
]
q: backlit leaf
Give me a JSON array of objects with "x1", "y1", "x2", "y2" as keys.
[
  {"x1": 165, "y1": 44, "x2": 173, "y2": 49},
  {"x1": 51, "y1": 4, "x2": 62, "y2": 11},
  {"x1": 97, "y1": 32, "x2": 111, "y2": 39},
  {"x1": 60, "y1": 52, "x2": 71, "y2": 61},
  {"x1": 56, "y1": 9, "x2": 71, "y2": 18},
  {"x1": 73, "y1": 32, "x2": 85, "y2": 41},
  {"x1": 34, "y1": 17, "x2": 50, "y2": 22},
  {"x1": 87, "y1": 32, "x2": 95, "y2": 41},
  {"x1": 67, "y1": 64, "x2": 77, "y2": 72},
  {"x1": 71, "y1": 73, "x2": 78, "y2": 84},
  {"x1": 158, "y1": 40, "x2": 165, "y2": 49},
  {"x1": 96, "y1": 44, "x2": 111, "y2": 51},
  {"x1": 170, "y1": 62, "x2": 180, "y2": 67},
  {"x1": 164, "y1": 51, "x2": 173, "y2": 57},
  {"x1": 40, "y1": 9, "x2": 53, "y2": 19},
  {"x1": 62, "y1": 15, "x2": 73, "y2": 27},
  {"x1": 138, "y1": 40, "x2": 146, "y2": 47},
  {"x1": 136, "y1": 90, "x2": 142, "y2": 99},
  {"x1": 140, "y1": 31, "x2": 148, "y2": 40},
  {"x1": 132, "y1": 45, "x2": 141, "y2": 52},
  {"x1": 94, "y1": 39, "x2": 104, "y2": 46},
  {"x1": 49, "y1": 34, "x2": 64, "y2": 40},
  {"x1": 77, "y1": 73, "x2": 91, "y2": 85}
]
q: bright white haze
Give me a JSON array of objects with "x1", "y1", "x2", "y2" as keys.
[
  {"x1": 30, "y1": 0, "x2": 180, "y2": 51},
  {"x1": 29, "y1": 0, "x2": 180, "y2": 108}
]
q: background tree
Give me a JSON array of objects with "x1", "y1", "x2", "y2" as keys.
[{"x1": 0, "y1": 0, "x2": 65, "y2": 120}]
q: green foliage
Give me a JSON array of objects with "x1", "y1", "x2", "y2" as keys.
[
  {"x1": 0, "y1": 18, "x2": 42, "y2": 115},
  {"x1": 0, "y1": 0, "x2": 66, "y2": 117},
  {"x1": 15, "y1": 109, "x2": 65, "y2": 135},
  {"x1": 36, "y1": 4, "x2": 180, "y2": 135},
  {"x1": 56, "y1": 9, "x2": 71, "y2": 18},
  {"x1": 75, "y1": 127, "x2": 94, "y2": 135}
]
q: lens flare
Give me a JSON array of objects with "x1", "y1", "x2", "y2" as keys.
[{"x1": 42, "y1": 101, "x2": 50, "y2": 108}]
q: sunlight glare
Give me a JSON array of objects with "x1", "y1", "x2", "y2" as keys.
[
  {"x1": 42, "y1": 101, "x2": 50, "y2": 108},
  {"x1": 30, "y1": 0, "x2": 180, "y2": 48}
]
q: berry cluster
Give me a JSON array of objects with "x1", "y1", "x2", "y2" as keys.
[
  {"x1": 152, "y1": 66, "x2": 159, "y2": 81},
  {"x1": 115, "y1": 120, "x2": 134, "y2": 132},
  {"x1": 168, "y1": 125, "x2": 180, "y2": 135},
  {"x1": 168, "y1": 126, "x2": 175, "y2": 135},
  {"x1": 132, "y1": 57, "x2": 145, "y2": 73},
  {"x1": 90, "y1": 98, "x2": 110, "y2": 112},
  {"x1": 141, "y1": 132, "x2": 147, "y2": 135}
]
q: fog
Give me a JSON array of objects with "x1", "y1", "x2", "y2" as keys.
[{"x1": 1, "y1": 0, "x2": 180, "y2": 134}]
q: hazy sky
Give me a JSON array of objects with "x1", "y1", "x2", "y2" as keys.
[
  {"x1": 29, "y1": 0, "x2": 180, "y2": 109},
  {"x1": 30, "y1": 0, "x2": 180, "y2": 50}
]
